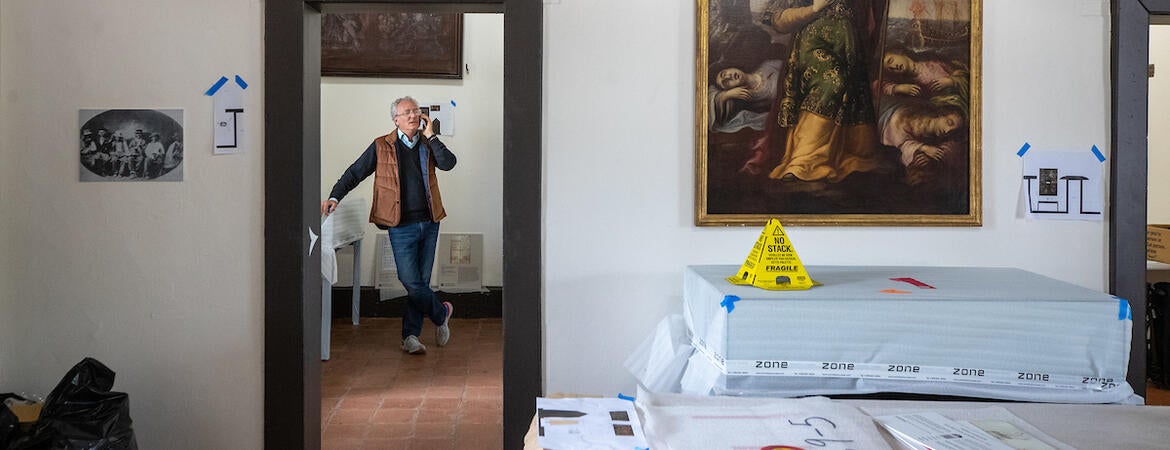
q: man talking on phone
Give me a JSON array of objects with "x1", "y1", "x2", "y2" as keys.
[{"x1": 322, "y1": 96, "x2": 457, "y2": 355}]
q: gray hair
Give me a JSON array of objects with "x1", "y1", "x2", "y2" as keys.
[{"x1": 391, "y1": 96, "x2": 419, "y2": 117}]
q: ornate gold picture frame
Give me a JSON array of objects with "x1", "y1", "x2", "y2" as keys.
[{"x1": 696, "y1": 0, "x2": 981, "y2": 226}]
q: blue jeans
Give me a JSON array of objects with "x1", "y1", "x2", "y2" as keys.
[{"x1": 387, "y1": 220, "x2": 446, "y2": 340}]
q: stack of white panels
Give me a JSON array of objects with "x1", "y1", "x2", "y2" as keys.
[{"x1": 681, "y1": 265, "x2": 1138, "y2": 403}]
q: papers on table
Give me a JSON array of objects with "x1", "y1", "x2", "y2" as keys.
[
  {"x1": 635, "y1": 390, "x2": 889, "y2": 450},
  {"x1": 532, "y1": 390, "x2": 1079, "y2": 450},
  {"x1": 875, "y1": 412, "x2": 1016, "y2": 450},
  {"x1": 321, "y1": 198, "x2": 367, "y2": 285},
  {"x1": 321, "y1": 215, "x2": 337, "y2": 283},
  {"x1": 329, "y1": 197, "x2": 367, "y2": 246},
  {"x1": 870, "y1": 409, "x2": 1068, "y2": 450},
  {"x1": 536, "y1": 397, "x2": 648, "y2": 450}
]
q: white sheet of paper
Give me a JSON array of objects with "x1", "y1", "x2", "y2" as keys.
[
  {"x1": 420, "y1": 100, "x2": 455, "y2": 136},
  {"x1": 874, "y1": 412, "x2": 1014, "y2": 450},
  {"x1": 1020, "y1": 150, "x2": 1104, "y2": 221},
  {"x1": 321, "y1": 215, "x2": 337, "y2": 284},
  {"x1": 322, "y1": 198, "x2": 365, "y2": 285},
  {"x1": 968, "y1": 420, "x2": 1058, "y2": 450},
  {"x1": 536, "y1": 397, "x2": 648, "y2": 450},
  {"x1": 329, "y1": 198, "x2": 366, "y2": 247},
  {"x1": 860, "y1": 406, "x2": 1073, "y2": 450},
  {"x1": 637, "y1": 392, "x2": 887, "y2": 450},
  {"x1": 213, "y1": 81, "x2": 245, "y2": 154}
]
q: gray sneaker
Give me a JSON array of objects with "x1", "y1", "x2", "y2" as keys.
[
  {"x1": 436, "y1": 302, "x2": 454, "y2": 347},
  {"x1": 402, "y1": 335, "x2": 426, "y2": 354}
]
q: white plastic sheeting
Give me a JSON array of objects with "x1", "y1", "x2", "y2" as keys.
[
  {"x1": 635, "y1": 388, "x2": 889, "y2": 450},
  {"x1": 627, "y1": 265, "x2": 1140, "y2": 404}
]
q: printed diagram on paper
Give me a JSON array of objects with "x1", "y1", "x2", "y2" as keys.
[
  {"x1": 418, "y1": 100, "x2": 455, "y2": 136},
  {"x1": 206, "y1": 75, "x2": 248, "y2": 155},
  {"x1": 536, "y1": 397, "x2": 648, "y2": 450},
  {"x1": 1020, "y1": 147, "x2": 1104, "y2": 221}
]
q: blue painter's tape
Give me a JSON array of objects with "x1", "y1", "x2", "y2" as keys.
[
  {"x1": 720, "y1": 295, "x2": 740, "y2": 313},
  {"x1": 1016, "y1": 142, "x2": 1031, "y2": 157},
  {"x1": 617, "y1": 393, "x2": 634, "y2": 402},
  {"x1": 1118, "y1": 298, "x2": 1132, "y2": 320},
  {"x1": 235, "y1": 75, "x2": 249, "y2": 90},
  {"x1": 1091, "y1": 145, "x2": 1105, "y2": 162},
  {"x1": 450, "y1": 100, "x2": 457, "y2": 107},
  {"x1": 205, "y1": 76, "x2": 229, "y2": 96}
]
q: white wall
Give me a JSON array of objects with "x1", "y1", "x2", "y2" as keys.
[
  {"x1": 0, "y1": 0, "x2": 1131, "y2": 444},
  {"x1": 0, "y1": 1, "x2": 263, "y2": 448},
  {"x1": 1150, "y1": 25, "x2": 1170, "y2": 224},
  {"x1": 542, "y1": 0, "x2": 1115, "y2": 394},
  {"x1": 321, "y1": 14, "x2": 504, "y2": 288}
]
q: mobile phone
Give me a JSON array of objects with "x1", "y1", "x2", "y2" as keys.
[{"x1": 419, "y1": 106, "x2": 431, "y2": 128}]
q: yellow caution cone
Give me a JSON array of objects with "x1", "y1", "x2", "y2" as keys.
[{"x1": 726, "y1": 218, "x2": 818, "y2": 290}]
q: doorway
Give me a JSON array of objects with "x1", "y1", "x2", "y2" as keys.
[
  {"x1": 318, "y1": 10, "x2": 506, "y2": 448},
  {"x1": 264, "y1": 1, "x2": 542, "y2": 449},
  {"x1": 1146, "y1": 17, "x2": 1170, "y2": 403},
  {"x1": 1148, "y1": 22, "x2": 1170, "y2": 280},
  {"x1": 1111, "y1": 0, "x2": 1168, "y2": 398}
]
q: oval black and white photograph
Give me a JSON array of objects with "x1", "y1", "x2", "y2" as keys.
[{"x1": 79, "y1": 109, "x2": 184, "y2": 182}]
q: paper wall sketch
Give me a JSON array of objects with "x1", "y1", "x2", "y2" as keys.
[
  {"x1": 206, "y1": 75, "x2": 248, "y2": 155},
  {"x1": 1019, "y1": 145, "x2": 1104, "y2": 221},
  {"x1": 80, "y1": 109, "x2": 184, "y2": 182},
  {"x1": 419, "y1": 100, "x2": 456, "y2": 136}
]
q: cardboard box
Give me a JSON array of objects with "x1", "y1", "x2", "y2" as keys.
[
  {"x1": 1151, "y1": 225, "x2": 1170, "y2": 264},
  {"x1": 7, "y1": 401, "x2": 41, "y2": 424}
]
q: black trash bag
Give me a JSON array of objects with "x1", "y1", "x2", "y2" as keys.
[
  {"x1": 1150, "y1": 282, "x2": 1170, "y2": 389},
  {"x1": 0, "y1": 396, "x2": 21, "y2": 449},
  {"x1": 8, "y1": 358, "x2": 137, "y2": 450}
]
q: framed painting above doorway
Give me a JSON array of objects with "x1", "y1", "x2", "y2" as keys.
[{"x1": 322, "y1": 12, "x2": 464, "y2": 79}]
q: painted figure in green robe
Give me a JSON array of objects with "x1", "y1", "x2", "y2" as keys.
[{"x1": 759, "y1": 0, "x2": 887, "y2": 183}]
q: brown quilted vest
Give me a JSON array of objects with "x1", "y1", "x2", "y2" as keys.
[{"x1": 369, "y1": 132, "x2": 446, "y2": 227}]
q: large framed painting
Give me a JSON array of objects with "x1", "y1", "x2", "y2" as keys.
[
  {"x1": 696, "y1": 0, "x2": 981, "y2": 226},
  {"x1": 322, "y1": 12, "x2": 463, "y2": 79}
]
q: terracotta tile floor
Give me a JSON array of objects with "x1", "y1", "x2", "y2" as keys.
[
  {"x1": 1148, "y1": 383, "x2": 1170, "y2": 405},
  {"x1": 322, "y1": 317, "x2": 502, "y2": 450}
]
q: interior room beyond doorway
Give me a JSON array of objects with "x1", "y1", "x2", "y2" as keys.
[{"x1": 318, "y1": 10, "x2": 505, "y2": 448}]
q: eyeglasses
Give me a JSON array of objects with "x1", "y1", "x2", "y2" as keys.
[{"x1": 396, "y1": 108, "x2": 422, "y2": 117}]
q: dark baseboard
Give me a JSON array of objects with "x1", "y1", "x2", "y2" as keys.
[{"x1": 330, "y1": 286, "x2": 503, "y2": 319}]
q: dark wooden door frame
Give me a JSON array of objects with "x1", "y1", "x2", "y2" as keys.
[
  {"x1": 264, "y1": 1, "x2": 541, "y2": 448},
  {"x1": 1113, "y1": 0, "x2": 1167, "y2": 398}
]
